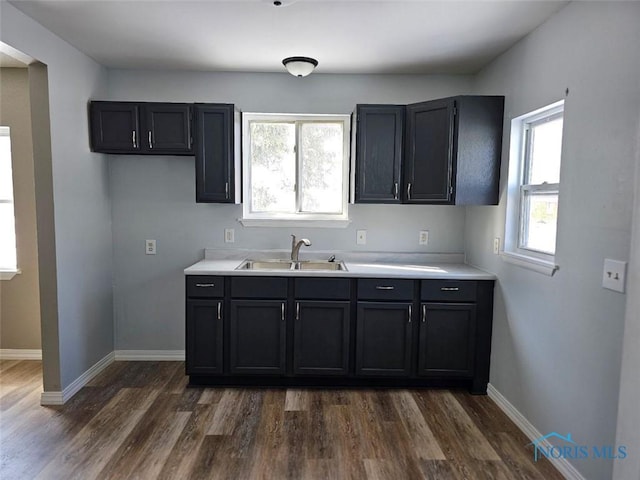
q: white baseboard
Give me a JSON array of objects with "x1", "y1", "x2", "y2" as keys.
[
  {"x1": 487, "y1": 383, "x2": 586, "y2": 480},
  {"x1": 0, "y1": 349, "x2": 42, "y2": 360},
  {"x1": 114, "y1": 350, "x2": 185, "y2": 361},
  {"x1": 40, "y1": 351, "x2": 115, "y2": 406}
]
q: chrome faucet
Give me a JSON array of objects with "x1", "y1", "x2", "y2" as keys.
[{"x1": 291, "y1": 235, "x2": 312, "y2": 262}]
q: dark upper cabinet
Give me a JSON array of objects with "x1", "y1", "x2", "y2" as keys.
[
  {"x1": 90, "y1": 102, "x2": 141, "y2": 153},
  {"x1": 293, "y1": 300, "x2": 351, "y2": 376},
  {"x1": 229, "y1": 300, "x2": 287, "y2": 375},
  {"x1": 418, "y1": 303, "x2": 476, "y2": 377},
  {"x1": 145, "y1": 103, "x2": 192, "y2": 153},
  {"x1": 404, "y1": 96, "x2": 504, "y2": 205},
  {"x1": 355, "y1": 302, "x2": 413, "y2": 377},
  {"x1": 194, "y1": 104, "x2": 236, "y2": 203},
  {"x1": 354, "y1": 105, "x2": 405, "y2": 203},
  {"x1": 186, "y1": 300, "x2": 224, "y2": 375},
  {"x1": 89, "y1": 101, "x2": 192, "y2": 155}
]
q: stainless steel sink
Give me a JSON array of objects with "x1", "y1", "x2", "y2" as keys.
[
  {"x1": 236, "y1": 259, "x2": 347, "y2": 271},
  {"x1": 295, "y1": 261, "x2": 347, "y2": 271},
  {"x1": 236, "y1": 260, "x2": 295, "y2": 270}
]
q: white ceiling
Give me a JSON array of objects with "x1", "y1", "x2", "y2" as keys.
[{"x1": 10, "y1": 0, "x2": 568, "y2": 74}]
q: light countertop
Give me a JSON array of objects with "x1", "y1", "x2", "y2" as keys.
[{"x1": 184, "y1": 249, "x2": 495, "y2": 280}]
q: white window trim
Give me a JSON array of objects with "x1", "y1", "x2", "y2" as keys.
[
  {"x1": 502, "y1": 100, "x2": 564, "y2": 276},
  {"x1": 0, "y1": 126, "x2": 18, "y2": 277},
  {"x1": 241, "y1": 113, "x2": 351, "y2": 226}
]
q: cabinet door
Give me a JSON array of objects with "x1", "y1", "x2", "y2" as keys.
[
  {"x1": 355, "y1": 105, "x2": 404, "y2": 203},
  {"x1": 356, "y1": 302, "x2": 412, "y2": 376},
  {"x1": 293, "y1": 301, "x2": 350, "y2": 376},
  {"x1": 90, "y1": 102, "x2": 140, "y2": 153},
  {"x1": 404, "y1": 98, "x2": 455, "y2": 203},
  {"x1": 144, "y1": 103, "x2": 192, "y2": 153},
  {"x1": 418, "y1": 303, "x2": 476, "y2": 377},
  {"x1": 229, "y1": 300, "x2": 286, "y2": 375},
  {"x1": 194, "y1": 104, "x2": 235, "y2": 203},
  {"x1": 186, "y1": 300, "x2": 224, "y2": 375}
]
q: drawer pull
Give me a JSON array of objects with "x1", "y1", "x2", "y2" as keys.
[
  {"x1": 217, "y1": 302, "x2": 222, "y2": 320},
  {"x1": 375, "y1": 286, "x2": 395, "y2": 290},
  {"x1": 408, "y1": 304, "x2": 412, "y2": 323},
  {"x1": 422, "y1": 304, "x2": 426, "y2": 323},
  {"x1": 195, "y1": 283, "x2": 216, "y2": 288},
  {"x1": 440, "y1": 287, "x2": 460, "y2": 292}
]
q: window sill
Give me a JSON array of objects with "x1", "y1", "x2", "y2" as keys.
[
  {"x1": 501, "y1": 251, "x2": 558, "y2": 276},
  {"x1": 238, "y1": 218, "x2": 352, "y2": 228},
  {"x1": 0, "y1": 269, "x2": 21, "y2": 281}
]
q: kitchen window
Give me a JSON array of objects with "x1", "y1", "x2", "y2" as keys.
[
  {"x1": 0, "y1": 126, "x2": 18, "y2": 279},
  {"x1": 241, "y1": 113, "x2": 351, "y2": 226},
  {"x1": 503, "y1": 100, "x2": 564, "y2": 275}
]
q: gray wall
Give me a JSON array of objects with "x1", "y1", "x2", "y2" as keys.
[
  {"x1": 466, "y1": 2, "x2": 640, "y2": 479},
  {"x1": 0, "y1": 3, "x2": 114, "y2": 391},
  {"x1": 0, "y1": 67, "x2": 41, "y2": 350},
  {"x1": 107, "y1": 70, "x2": 471, "y2": 350}
]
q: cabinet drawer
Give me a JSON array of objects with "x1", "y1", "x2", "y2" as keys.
[
  {"x1": 231, "y1": 277, "x2": 288, "y2": 298},
  {"x1": 357, "y1": 279, "x2": 414, "y2": 301},
  {"x1": 421, "y1": 280, "x2": 477, "y2": 302},
  {"x1": 295, "y1": 278, "x2": 351, "y2": 300},
  {"x1": 186, "y1": 276, "x2": 224, "y2": 298}
]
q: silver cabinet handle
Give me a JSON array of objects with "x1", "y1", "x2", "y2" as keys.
[
  {"x1": 422, "y1": 304, "x2": 426, "y2": 323},
  {"x1": 148, "y1": 131, "x2": 153, "y2": 149},
  {"x1": 296, "y1": 302, "x2": 300, "y2": 321},
  {"x1": 441, "y1": 287, "x2": 460, "y2": 292},
  {"x1": 394, "y1": 182, "x2": 399, "y2": 200},
  {"x1": 225, "y1": 182, "x2": 229, "y2": 199},
  {"x1": 217, "y1": 302, "x2": 222, "y2": 320},
  {"x1": 281, "y1": 303, "x2": 285, "y2": 322},
  {"x1": 375, "y1": 286, "x2": 395, "y2": 290},
  {"x1": 408, "y1": 304, "x2": 412, "y2": 323},
  {"x1": 195, "y1": 283, "x2": 216, "y2": 287},
  {"x1": 407, "y1": 183, "x2": 412, "y2": 200},
  {"x1": 132, "y1": 130, "x2": 137, "y2": 148}
]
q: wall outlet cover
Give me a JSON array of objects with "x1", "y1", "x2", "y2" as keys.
[
  {"x1": 145, "y1": 239, "x2": 156, "y2": 255},
  {"x1": 419, "y1": 230, "x2": 429, "y2": 245},
  {"x1": 602, "y1": 258, "x2": 626, "y2": 293},
  {"x1": 224, "y1": 228, "x2": 235, "y2": 243},
  {"x1": 493, "y1": 237, "x2": 500, "y2": 255}
]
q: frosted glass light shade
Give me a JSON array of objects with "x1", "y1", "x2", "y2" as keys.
[{"x1": 282, "y1": 56, "x2": 318, "y2": 77}]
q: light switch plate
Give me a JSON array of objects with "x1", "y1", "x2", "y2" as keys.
[
  {"x1": 602, "y1": 258, "x2": 626, "y2": 293},
  {"x1": 356, "y1": 230, "x2": 367, "y2": 245},
  {"x1": 145, "y1": 239, "x2": 156, "y2": 255}
]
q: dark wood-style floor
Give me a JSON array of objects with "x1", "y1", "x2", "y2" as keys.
[{"x1": 0, "y1": 360, "x2": 562, "y2": 479}]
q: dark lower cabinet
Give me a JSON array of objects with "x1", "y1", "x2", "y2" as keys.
[
  {"x1": 229, "y1": 300, "x2": 286, "y2": 375},
  {"x1": 186, "y1": 300, "x2": 223, "y2": 375},
  {"x1": 418, "y1": 303, "x2": 476, "y2": 377},
  {"x1": 356, "y1": 302, "x2": 412, "y2": 376},
  {"x1": 293, "y1": 301, "x2": 350, "y2": 376}
]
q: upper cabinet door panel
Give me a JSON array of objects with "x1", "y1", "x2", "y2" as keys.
[
  {"x1": 194, "y1": 104, "x2": 235, "y2": 203},
  {"x1": 355, "y1": 105, "x2": 404, "y2": 203},
  {"x1": 145, "y1": 103, "x2": 192, "y2": 153},
  {"x1": 404, "y1": 99, "x2": 454, "y2": 203},
  {"x1": 90, "y1": 102, "x2": 140, "y2": 153}
]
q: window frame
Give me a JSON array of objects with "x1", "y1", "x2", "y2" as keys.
[
  {"x1": 0, "y1": 126, "x2": 19, "y2": 279},
  {"x1": 503, "y1": 100, "x2": 564, "y2": 275},
  {"x1": 241, "y1": 113, "x2": 351, "y2": 226}
]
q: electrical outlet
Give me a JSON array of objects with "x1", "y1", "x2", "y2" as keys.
[
  {"x1": 145, "y1": 239, "x2": 156, "y2": 255},
  {"x1": 493, "y1": 237, "x2": 500, "y2": 255},
  {"x1": 419, "y1": 230, "x2": 429, "y2": 245},
  {"x1": 224, "y1": 228, "x2": 235, "y2": 243},
  {"x1": 602, "y1": 259, "x2": 626, "y2": 293},
  {"x1": 356, "y1": 230, "x2": 367, "y2": 245}
]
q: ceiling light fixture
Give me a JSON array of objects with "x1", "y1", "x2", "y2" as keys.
[{"x1": 282, "y1": 56, "x2": 318, "y2": 77}]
